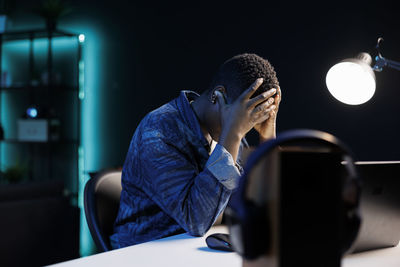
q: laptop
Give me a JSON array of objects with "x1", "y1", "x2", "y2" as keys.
[{"x1": 349, "y1": 161, "x2": 400, "y2": 253}]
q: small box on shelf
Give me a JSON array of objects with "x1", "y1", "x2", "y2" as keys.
[
  {"x1": 17, "y1": 118, "x2": 60, "y2": 142},
  {"x1": 18, "y1": 119, "x2": 48, "y2": 142}
]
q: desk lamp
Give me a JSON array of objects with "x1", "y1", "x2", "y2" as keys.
[{"x1": 326, "y1": 38, "x2": 400, "y2": 105}]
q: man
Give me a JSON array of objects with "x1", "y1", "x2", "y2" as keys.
[{"x1": 110, "y1": 53, "x2": 281, "y2": 249}]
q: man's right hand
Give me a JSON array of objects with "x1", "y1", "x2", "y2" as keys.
[{"x1": 216, "y1": 78, "x2": 277, "y2": 162}]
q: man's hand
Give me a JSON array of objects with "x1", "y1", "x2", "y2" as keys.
[
  {"x1": 216, "y1": 78, "x2": 277, "y2": 162},
  {"x1": 254, "y1": 86, "x2": 281, "y2": 143}
]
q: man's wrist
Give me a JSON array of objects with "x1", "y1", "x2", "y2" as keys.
[
  {"x1": 219, "y1": 127, "x2": 242, "y2": 144},
  {"x1": 259, "y1": 134, "x2": 275, "y2": 143},
  {"x1": 218, "y1": 130, "x2": 242, "y2": 162}
]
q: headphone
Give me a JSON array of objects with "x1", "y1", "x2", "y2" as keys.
[{"x1": 225, "y1": 129, "x2": 361, "y2": 260}]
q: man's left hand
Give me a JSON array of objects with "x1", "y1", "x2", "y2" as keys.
[{"x1": 254, "y1": 87, "x2": 282, "y2": 143}]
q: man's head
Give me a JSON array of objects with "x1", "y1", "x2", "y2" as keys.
[
  {"x1": 209, "y1": 53, "x2": 279, "y2": 103},
  {"x1": 198, "y1": 53, "x2": 279, "y2": 141}
]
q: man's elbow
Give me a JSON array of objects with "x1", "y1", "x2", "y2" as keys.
[{"x1": 186, "y1": 224, "x2": 209, "y2": 237}]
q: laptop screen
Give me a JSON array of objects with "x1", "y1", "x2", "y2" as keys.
[{"x1": 349, "y1": 161, "x2": 400, "y2": 253}]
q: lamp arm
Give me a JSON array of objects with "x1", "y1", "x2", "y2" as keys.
[
  {"x1": 373, "y1": 55, "x2": 400, "y2": 72},
  {"x1": 386, "y1": 58, "x2": 400, "y2": 71}
]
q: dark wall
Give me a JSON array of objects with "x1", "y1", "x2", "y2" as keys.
[{"x1": 10, "y1": 1, "x2": 400, "y2": 170}]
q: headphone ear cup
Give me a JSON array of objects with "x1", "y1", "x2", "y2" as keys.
[
  {"x1": 241, "y1": 202, "x2": 270, "y2": 260},
  {"x1": 225, "y1": 206, "x2": 245, "y2": 256},
  {"x1": 342, "y1": 209, "x2": 361, "y2": 253},
  {"x1": 226, "y1": 202, "x2": 270, "y2": 260}
]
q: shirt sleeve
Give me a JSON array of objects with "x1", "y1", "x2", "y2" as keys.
[
  {"x1": 140, "y1": 134, "x2": 239, "y2": 237},
  {"x1": 205, "y1": 144, "x2": 242, "y2": 190}
]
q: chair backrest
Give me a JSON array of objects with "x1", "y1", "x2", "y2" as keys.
[{"x1": 84, "y1": 170, "x2": 122, "y2": 252}]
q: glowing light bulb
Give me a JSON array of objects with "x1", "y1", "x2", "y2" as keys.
[
  {"x1": 79, "y1": 34, "x2": 85, "y2": 43},
  {"x1": 326, "y1": 53, "x2": 376, "y2": 105},
  {"x1": 27, "y1": 107, "x2": 38, "y2": 118}
]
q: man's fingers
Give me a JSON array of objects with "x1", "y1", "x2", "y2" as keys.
[
  {"x1": 253, "y1": 105, "x2": 276, "y2": 124},
  {"x1": 248, "y1": 88, "x2": 277, "y2": 108},
  {"x1": 254, "y1": 113, "x2": 271, "y2": 125},
  {"x1": 275, "y1": 87, "x2": 281, "y2": 105},
  {"x1": 269, "y1": 109, "x2": 277, "y2": 119},
  {"x1": 241, "y1": 78, "x2": 264, "y2": 101},
  {"x1": 252, "y1": 97, "x2": 274, "y2": 113},
  {"x1": 215, "y1": 91, "x2": 227, "y2": 108},
  {"x1": 273, "y1": 87, "x2": 281, "y2": 113}
]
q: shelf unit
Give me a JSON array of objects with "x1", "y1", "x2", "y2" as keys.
[{"x1": 0, "y1": 28, "x2": 83, "y2": 201}]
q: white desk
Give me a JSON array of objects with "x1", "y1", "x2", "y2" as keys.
[{"x1": 49, "y1": 226, "x2": 400, "y2": 267}]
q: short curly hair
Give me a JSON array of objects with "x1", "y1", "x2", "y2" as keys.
[{"x1": 210, "y1": 53, "x2": 279, "y2": 102}]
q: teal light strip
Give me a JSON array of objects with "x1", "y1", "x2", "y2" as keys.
[
  {"x1": 72, "y1": 26, "x2": 102, "y2": 257},
  {"x1": 77, "y1": 36, "x2": 88, "y2": 256},
  {"x1": 79, "y1": 60, "x2": 85, "y2": 100},
  {"x1": 76, "y1": 35, "x2": 98, "y2": 256},
  {"x1": 78, "y1": 147, "x2": 85, "y2": 204}
]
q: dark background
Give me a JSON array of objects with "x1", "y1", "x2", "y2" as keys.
[{"x1": 10, "y1": 1, "x2": 400, "y2": 169}]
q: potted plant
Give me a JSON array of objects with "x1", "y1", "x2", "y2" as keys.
[
  {"x1": 0, "y1": 163, "x2": 26, "y2": 184},
  {"x1": 0, "y1": 0, "x2": 15, "y2": 33},
  {"x1": 35, "y1": 0, "x2": 72, "y2": 32}
]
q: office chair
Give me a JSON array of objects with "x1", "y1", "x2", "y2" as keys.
[{"x1": 84, "y1": 169, "x2": 122, "y2": 252}]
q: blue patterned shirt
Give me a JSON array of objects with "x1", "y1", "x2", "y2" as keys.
[{"x1": 110, "y1": 91, "x2": 247, "y2": 248}]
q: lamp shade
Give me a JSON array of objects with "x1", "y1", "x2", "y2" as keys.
[{"x1": 326, "y1": 53, "x2": 376, "y2": 105}]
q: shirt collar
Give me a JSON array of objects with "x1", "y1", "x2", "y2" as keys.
[{"x1": 176, "y1": 90, "x2": 210, "y2": 150}]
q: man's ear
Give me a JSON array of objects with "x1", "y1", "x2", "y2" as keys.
[{"x1": 211, "y1": 86, "x2": 227, "y2": 104}]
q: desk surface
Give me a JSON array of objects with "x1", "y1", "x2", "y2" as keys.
[{"x1": 49, "y1": 226, "x2": 400, "y2": 267}]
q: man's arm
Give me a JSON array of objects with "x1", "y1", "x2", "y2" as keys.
[{"x1": 140, "y1": 133, "x2": 240, "y2": 236}]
